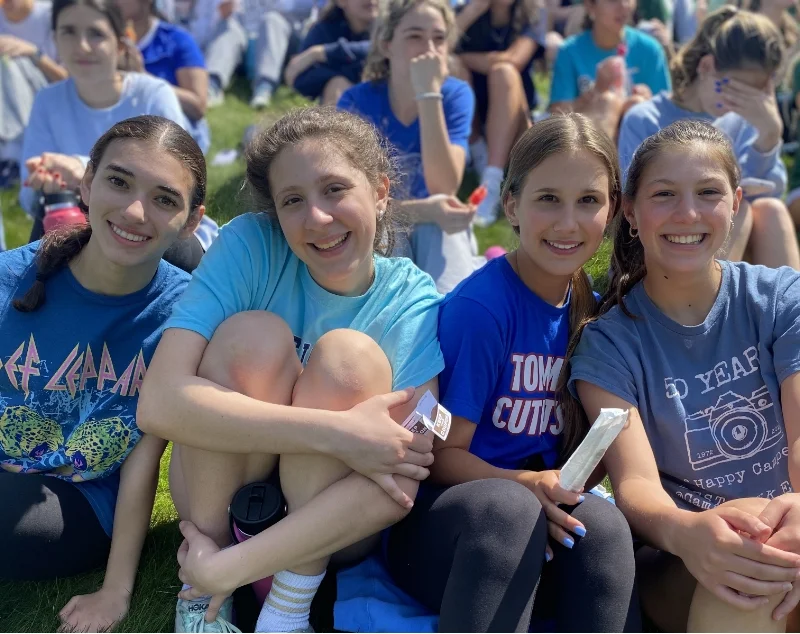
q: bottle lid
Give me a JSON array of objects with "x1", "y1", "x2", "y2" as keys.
[
  {"x1": 42, "y1": 191, "x2": 80, "y2": 207},
  {"x1": 230, "y1": 482, "x2": 284, "y2": 536}
]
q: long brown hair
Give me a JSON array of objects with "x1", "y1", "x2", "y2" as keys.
[
  {"x1": 501, "y1": 114, "x2": 622, "y2": 458},
  {"x1": 13, "y1": 115, "x2": 206, "y2": 312},
  {"x1": 670, "y1": 6, "x2": 784, "y2": 101},
  {"x1": 244, "y1": 106, "x2": 400, "y2": 256}
]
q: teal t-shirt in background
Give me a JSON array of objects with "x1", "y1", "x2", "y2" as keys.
[{"x1": 165, "y1": 213, "x2": 445, "y2": 390}]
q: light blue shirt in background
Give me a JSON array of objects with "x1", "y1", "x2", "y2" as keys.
[{"x1": 165, "y1": 213, "x2": 445, "y2": 390}]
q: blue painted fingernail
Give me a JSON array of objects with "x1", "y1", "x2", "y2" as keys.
[
  {"x1": 715, "y1": 86, "x2": 721, "y2": 93},
  {"x1": 717, "y1": 102, "x2": 723, "y2": 108},
  {"x1": 563, "y1": 536, "x2": 575, "y2": 548},
  {"x1": 723, "y1": 77, "x2": 730, "y2": 84},
  {"x1": 574, "y1": 525, "x2": 587, "y2": 537},
  {"x1": 578, "y1": 495, "x2": 585, "y2": 503},
  {"x1": 715, "y1": 79, "x2": 721, "y2": 87},
  {"x1": 545, "y1": 551, "x2": 552, "y2": 562}
]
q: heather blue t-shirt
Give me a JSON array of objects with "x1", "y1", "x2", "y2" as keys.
[{"x1": 569, "y1": 262, "x2": 800, "y2": 510}]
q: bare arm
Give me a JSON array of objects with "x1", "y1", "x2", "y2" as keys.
[
  {"x1": 780, "y1": 372, "x2": 800, "y2": 490},
  {"x1": 455, "y1": 0, "x2": 489, "y2": 33},
  {"x1": 418, "y1": 98, "x2": 467, "y2": 196},
  {"x1": 35, "y1": 53, "x2": 68, "y2": 82},
  {"x1": 174, "y1": 67, "x2": 208, "y2": 121},
  {"x1": 459, "y1": 37, "x2": 538, "y2": 74}
]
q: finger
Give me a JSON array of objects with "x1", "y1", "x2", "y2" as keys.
[
  {"x1": 734, "y1": 538, "x2": 800, "y2": 568},
  {"x1": 541, "y1": 498, "x2": 586, "y2": 536},
  {"x1": 401, "y1": 448, "x2": 433, "y2": 467},
  {"x1": 718, "y1": 507, "x2": 773, "y2": 542},
  {"x1": 178, "y1": 586, "x2": 207, "y2": 601},
  {"x1": 545, "y1": 544, "x2": 554, "y2": 563},
  {"x1": 59, "y1": 596, "x2": 79, "y2": 619},
  {"x1": 391, "y1": 462, "x2": 430, "y2": 481},
  {"x1": 205, "y1": 594, "x2": 227, "y2": 622},
  {"x1": 543, "y1": 482, "x2": 584, "y2": 506},
  {"x1": 383, "y1": 387, "x2": 415, "y2": 410},
  {"x1": 408, "y1": 431, "x2": 433, "y2": 454},
  {"x1": 177, "y1": 539, "x2": 188, "y2": 567},
  {"x1": 773, "y1": 582, "x2": 800, "y2": 621},
  {"x1": 178, "y1": 567, "x2": 189, "y2": 586},
  {"x1": 758, "y1": 498, "x2": 791, "y2": 533},
  {"x1": 712, "y1": 584, "x2": 770, "y2": 611},
  {"x1": 372, "y1": 473, "x2": 413, "y2": 509},
  {"x1": 179, "y1": 520, "x2": 202, "y2": 542},
  {"x1": 725, "y1": 552, "x2": 800, "y2": 582},
  {"x1": 721, "y1": 571, "x2": 793, "y2": 597},
  {"x1": 548, "y1": 520, "x2": 576, "y2": 549}
]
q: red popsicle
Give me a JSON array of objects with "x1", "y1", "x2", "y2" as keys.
[{"x1": 469, "y1": 185, "x2": 488, "y2": 206}]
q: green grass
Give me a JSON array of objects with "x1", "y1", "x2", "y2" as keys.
[{"x1": 0, "y1": 75, "x2": 612, "y2": 633}]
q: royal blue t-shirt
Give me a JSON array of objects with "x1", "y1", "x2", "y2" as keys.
[
  {"x1": 338, "y1": 76, "x2": 474, "y2": 199},
  {"x1": 140, "y1": 20, "x2": 206, "y2": 87},
  {"x1": 438, "y1": 257, "x2": 578, "y2": 470},
  {"x1": 0, "y1": 243, "x2": 190, "y2": 535}
]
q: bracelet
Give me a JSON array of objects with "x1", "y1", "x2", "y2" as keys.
[{"x1": 415, "y1": 92, "x2": 443, "y2": 101}]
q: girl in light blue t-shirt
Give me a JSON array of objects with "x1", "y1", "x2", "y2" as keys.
[
  {"x1": 568, "y1": 119, "x2": 800, "y2": 632},
  {"x1": 138, "y1": 107, "x2": 445, "y2": 633}
]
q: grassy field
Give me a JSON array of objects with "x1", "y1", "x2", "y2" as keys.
[{"x1": 0, "y1": 77, "x2": 612, "y2": 632}]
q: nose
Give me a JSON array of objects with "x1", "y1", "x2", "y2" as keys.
[
  {"x1": 77, "y1": 32, "x2": 91, "y2": 52},
  {"x1": 121, "y1": 198, "x2": 147, "y2": 223},
  {"x1": 672, "y1": 193, "x2": 701, "y2": 222},
  {"x1": 553, "y1": 205, "x2": 579, "y2": 233},
  {"x1": 304, "y1": 201, "x2": 334, "y2": 230}
]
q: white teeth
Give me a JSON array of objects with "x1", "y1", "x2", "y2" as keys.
[
  {"x1": 316, "y1": 234, "x2": 347, "y2": 250},
  {"x1": 546, "y1": 240, "x2": 580, "y2": 250},
  {"x1": 111, "y1": 223, "x2": 149, "y2": 242},
  {"x1": 665, "y1": 234, "x2": 704, "y2": 244}
]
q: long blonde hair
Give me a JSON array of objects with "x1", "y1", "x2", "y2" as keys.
[{"x1": 362, "y1": 0, "x2": 458, "y2": 82}]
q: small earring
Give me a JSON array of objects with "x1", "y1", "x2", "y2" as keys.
[
  {"x1": 377, "y1": 208, "x2": 385, "y2": 221},
  {"x1": 629, "y1": 225, "x2": 639, "y2": 239},
  {"x1": 730, "y1": 218, "x2": 735, "y2": 229}
]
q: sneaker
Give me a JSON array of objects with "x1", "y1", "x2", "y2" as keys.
[
  {"x1": 175, "y1": 596, "x2": 240, "y2": 633},
  {"x1": 473, "y1": 184, "x2": 501, "y2": 228},
  {"x1": 469, "y1": 138, "x2": 489, "y2": 176},
  {"x1": 207, "y1": 80, "x2": 224, "y2": 109},
  {"x1": 249, "y1": 83, "x2": 273, "y2": 110}
]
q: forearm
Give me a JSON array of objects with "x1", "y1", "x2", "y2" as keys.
[
  {"x1": 137, "y1": 376, "x2": 339, "y2": 456},
  {"x1": 460, "y1": 51, "x2": 524, "y2": 74},
  {"x1": 455, "y1": 4, "x2": 485, "y2": 32},
  {"x1": 172, "y1": 85, "x2": 207, "y2": 121},
  {"x1": 430, "y1": 446, "x2": 522, "y2": 486},
  {"x1": 417, "y1": 99, "x2": 463, "y2": 195},
  {"x1": 395, "y1": 198, "x2": 436, "y2": 224},
  {"x1": 218, "y1": 472, "x2": 417, "y2": 588},
  {"x1": 102, "y1": 440, "x2": 167, "y2": 594},
  {"x1": 36, "y1": 55, "x2": 68, "y2": 82}
]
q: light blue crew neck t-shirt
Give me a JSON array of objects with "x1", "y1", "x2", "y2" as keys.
[
  {"x1": 165, "y1": 213, "x2": 445, "y2": 390},
  {"x1": 568, "y1": 261, "x2": 800, "y2": 511},
  {"x1": 549, "y1": 26, "x2": 670, "y2": 104}
]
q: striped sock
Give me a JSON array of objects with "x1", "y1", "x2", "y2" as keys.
[{"x1": 255, "y1": 570, "x2": 325, "y2": 632}]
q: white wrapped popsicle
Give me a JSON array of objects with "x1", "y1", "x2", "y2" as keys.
[{"x1": 559, "y1": 408, "x2": 629, "y2": 492}]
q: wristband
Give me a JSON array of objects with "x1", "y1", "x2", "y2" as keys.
[{"x1": 415, "y1": 92, "x2": 443, "y2": 101}]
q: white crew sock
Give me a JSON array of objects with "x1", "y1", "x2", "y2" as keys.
[
  {"x1": 481, "y1": 165, "x2": 504, "y2": 189},
  {"x1": 255, "y1": 570, "x2": 326, "y2": 633}
]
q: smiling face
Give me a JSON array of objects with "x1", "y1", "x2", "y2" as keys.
[
  {"x1": 55, "y1": 4, "x2": 121, "y2": 82},
  {"x1": 505, "y1": 149, "x2": 612, "y2": 282},
  {"x1": 268, "y1": 139, "x2": 388, "y2": 296},
  {"x1": 80, "y1": 138, "x2": 201, "y2": 270},
  {"x1": 626, "y1": 145, "x2": 741, "y2": 277},
  {"x1": 383, "y1": 2, "x2": 449, "y2": 81}
]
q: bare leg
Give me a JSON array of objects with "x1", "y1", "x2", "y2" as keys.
[
  {"x1": 722, "y1": 197, "x2": 754, "y2": 263},
  {"x1": 788, "y1": 197, "x2": 800, "y2": 229},
  {"x1": 169, "y1": 311, "x2": 301, "y2": 547},
  {"x1": 688, "y1": 584, "x2": 786, "y2": 632},
  {"x1": 321, "y1": 76, "x2": 353, "y2": 107},
  {"x1": 484, "y1": 62, "x2": 531, "y2": 170},
  {"x1": 747, "y1": 198, "x2": 800, "y2": 269},
  {"x1": 279, "y1": 328, "x2": 405, "y2": 577}
]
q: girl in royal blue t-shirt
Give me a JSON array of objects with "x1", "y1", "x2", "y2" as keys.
[{"x1": 386, "y1": 114, "x2": 639, "y2": 631}]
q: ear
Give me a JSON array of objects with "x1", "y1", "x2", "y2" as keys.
[
  {"x1": 697, "y1": 54, "x2": 716, "y2": 78},
  {"x1": 731, "y1": 185, "x2": 742, "y2": 219},
  {"x1": 375, "y1": 173, "x2": 390, "y2": 215},
  {"x1": 504, "y1": 193, "x2": 519, "y2": 229},
  {"x1": 178, "y1": 205, "x2": 205, "y2": 240},
  {"x1": 80, "y1": 166, "x2": 94, "y2": 209},
  {"x1": 622, "y1": 197, "x2": 637, "y2": 229}
]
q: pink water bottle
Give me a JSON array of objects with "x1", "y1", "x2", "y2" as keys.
[
  {"x1": 42, "y1": 192, "x2": 87, "y2": 234},
  {"x1": 229, "y1": 482, "x2": 286, "y2": 605}
]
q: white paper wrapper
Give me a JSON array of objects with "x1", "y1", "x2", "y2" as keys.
[{"x1": 559, "y1": 408, "x2": 629, "y2": 492}]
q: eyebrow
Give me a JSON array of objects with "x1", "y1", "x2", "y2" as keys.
[
  {"x1": 648, "y1": 177, "x2": 723, "y2": 186},
  {"x1": 533, "y1": 187, "x2": 604, "y2": 194},
  {"x1": 105, "y1": 164, "x2": 184, "y2": 199}
]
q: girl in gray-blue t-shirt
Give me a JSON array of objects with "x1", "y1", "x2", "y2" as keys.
[{"x1": 567, "y1": 119, "x2": 800, "y2": 632}]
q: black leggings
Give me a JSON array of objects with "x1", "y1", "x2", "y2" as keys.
[
  {"x1": 386, "y1": 479, "x2": 639, "y2": 633},
  {"x1": 0, "y1": 471, "x2": 111, "y2": 581}
]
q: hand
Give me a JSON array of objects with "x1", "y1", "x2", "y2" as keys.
[
  {"x1": 677, "y1": 505, "x2": 800, "y2": 610},
  {"x1": 0, "y1": 35, "x2": 37, "y2": 58},
  {"x1": 631, "y1": 83, "x2": 652, "y2": 99},
  {"x1": 645, "y1": 18, "x2": 671, "y2": 49},
  {"x1": 719, "y1": 77, "x2": 782, "y2": 153},
  {"x1": 517, "y1": 469, "x2": 586, "y2": 560},
  {"x1": 58, "y1": 586, "x2": 130, "y2": 633},
  {"x1": 426, "y1": 194, "x2": 476, "y2": 233},
  {"x1": 336, "y1": 387, "x2": 434, "y2": 508},
  {"x1": 25, "y1": 153, "x2": 85, "y2": 192},
  {"x1": 409, "y1": 46, "x2": 447, "y2": 96},
  {"x1": 284, "y1": 46, "x2": 325, "y2": 87},
  {"x1": 119, "y1": 39, "x2": 145, "y2": 72},
  {"x1": 759, "y1": 494, "x2": 800, "y2": 620},
  {"x1": 594, "y1": 56, "x2": 621, "y2": 93},
  {"x1": 177, "y1": 521, "x2": 233, "y2": 622}
]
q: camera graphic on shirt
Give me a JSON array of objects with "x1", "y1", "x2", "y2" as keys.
[{"x1": 684, "y1": 387, "x2": 782, "y2": 470}]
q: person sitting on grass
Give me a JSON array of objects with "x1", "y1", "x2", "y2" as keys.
[
  {"x1": 618, "y1": 7, "x2": 800, "y2": 271},
  {"x1": 137, "y1": 106, "x2": 443, "y2": 634},
  {"x1": 549, "y1": 0, "x2": 671, "y2": 139},
  {"x1": 570, "y1": 119, "x2": 800, "y2": 633},
  {"x1": 0, "y1": 115, "x2": 203, "y2": 633},
  {"x1": 338, "y1": 0, "x2": 479, "y2": 294},
  {"x1": 286, "y1": 0, "x2": 378, "y2": 106}
]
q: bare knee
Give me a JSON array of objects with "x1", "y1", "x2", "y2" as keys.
[
  {"x1": 751, "y1": 197, "x2": 794, "y2": 231},
  {"x1": 321, "y1": 76, "x2": 352, "y2": 105},
  {"x1": 293, "y1": 329, "x2": 392, "y2": 410},
  {"x1": 488, "y1": 61, "x2": 523, "y2": 91},
  {"x1": 199, "y1": 311, "x2": 301, "y2": 400}
]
